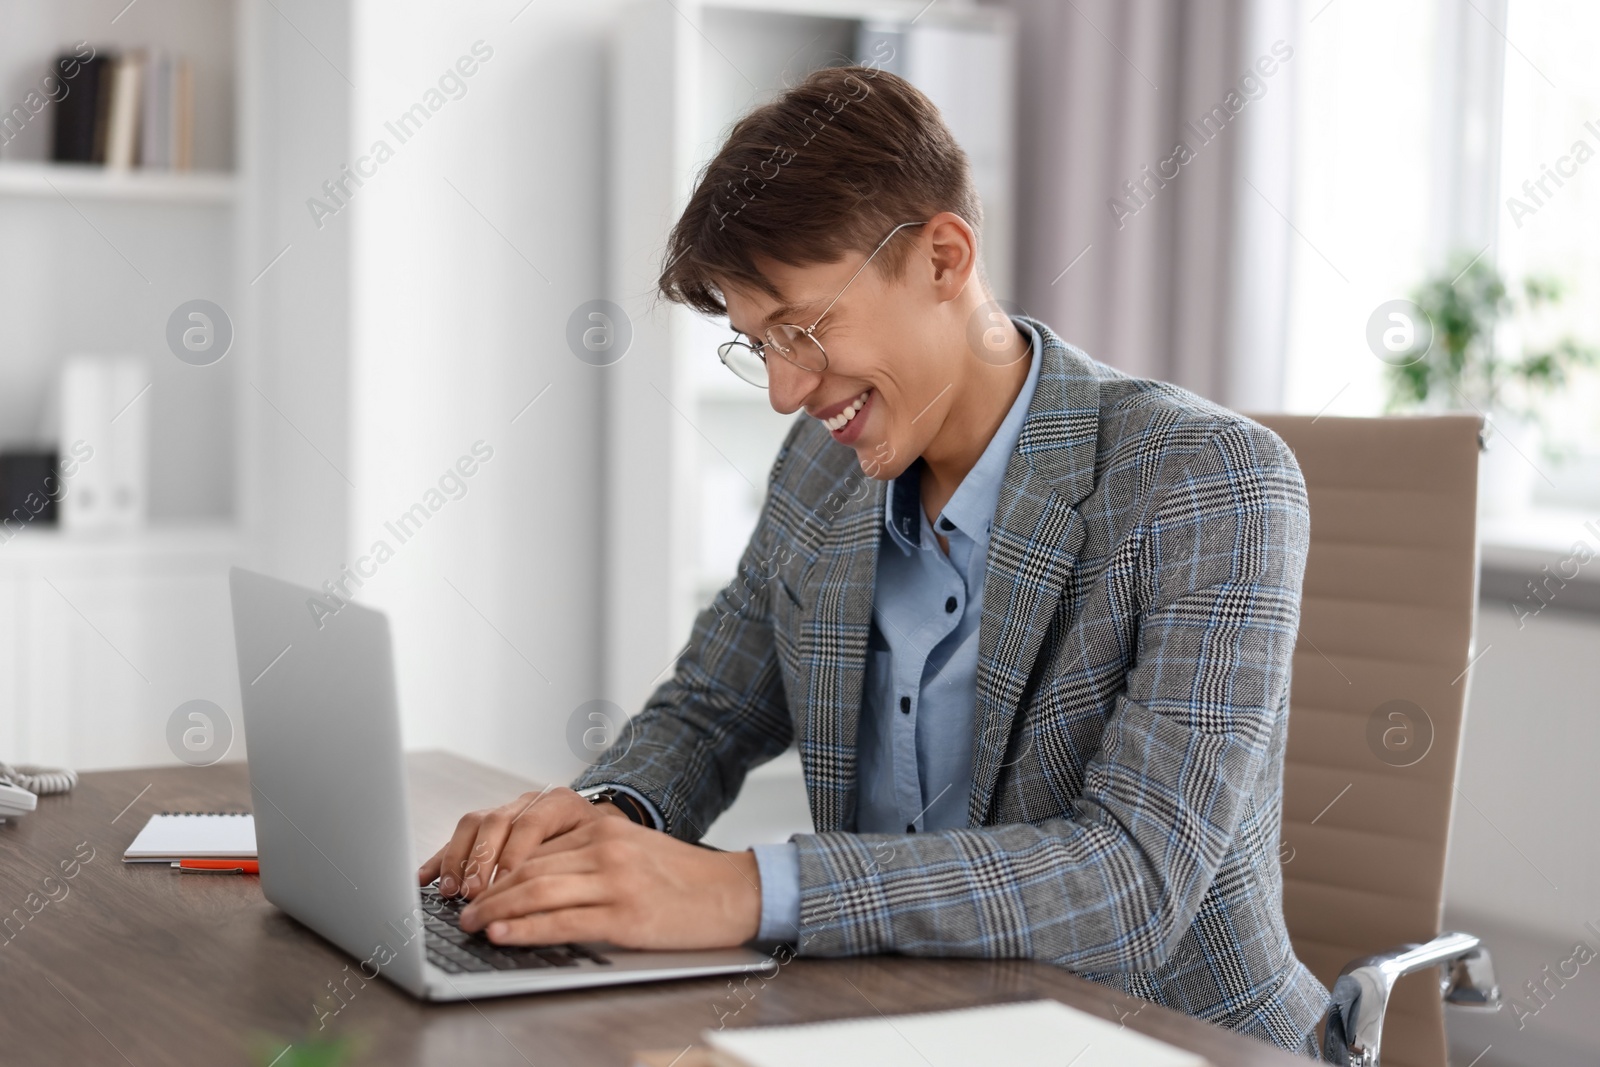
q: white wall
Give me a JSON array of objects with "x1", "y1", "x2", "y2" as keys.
[
  {"x1": 1449, "y1": 602, "x2": 1600, "y2": 934},
  {"x1": 1444, "y1": 596, "x2": 1600, "y2": 1065},
  {"x1": 242, "y1": 0, "x2": 355, "y2": 585},
  {"x1": 343, "y1": 0, "x2": 615, "y2": 786}
]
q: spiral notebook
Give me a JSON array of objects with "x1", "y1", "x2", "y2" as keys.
[{"x1": 122, "y1": 812, "x2": 256, "y2": 862}]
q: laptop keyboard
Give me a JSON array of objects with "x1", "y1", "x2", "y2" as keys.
[{"x1": 420, "y1": 885, "x2": 612, "y2": 974}]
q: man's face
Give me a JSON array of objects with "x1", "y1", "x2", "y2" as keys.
[{"x1": 721, "y1": 239, "x2": 957, "y2": 481}]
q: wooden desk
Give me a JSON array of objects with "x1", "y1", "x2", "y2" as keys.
[{"x1": 0, "y1": 753, "x2": 1309, "y2": 1066}]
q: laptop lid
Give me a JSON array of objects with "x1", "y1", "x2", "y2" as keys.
[{"x1": 229, "y1": 566, "x2": 430, "y2": 996}]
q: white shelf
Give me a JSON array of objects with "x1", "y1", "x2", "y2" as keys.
[
  {"x1": 0, "y1": 521, "x2": 243, "y2": 565},
  {"x1": 0, "y1": 162, "x2": 236, "y2": 205}
]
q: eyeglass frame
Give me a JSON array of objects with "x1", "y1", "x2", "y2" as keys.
[{"x1": 716, "y1": 219, "x2": 929, "y2": 388}]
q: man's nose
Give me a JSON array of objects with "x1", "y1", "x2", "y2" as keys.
[{"x1": 764, "y1": 353, "x2": 822, "y2": 416}]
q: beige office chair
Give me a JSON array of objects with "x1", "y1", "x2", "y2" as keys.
[{"x1": 1249, "y1": 414, "x2": 1503, "y2": 1067}]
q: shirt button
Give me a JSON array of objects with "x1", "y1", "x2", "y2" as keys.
[
  {"x1": 906, "y1": 823, "x2": 916, "y2": 833},
  {"x1": 939, "y1": 518, "x2": 955, "y2": 532},
  {"x1": 899, "y1": 695, "x2": 911, "y2": 714},
  {"x1": 945, "y1": 596, "x2": 957, "y2": 613}
]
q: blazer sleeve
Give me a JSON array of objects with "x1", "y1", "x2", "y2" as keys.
[
  {"x1": 788, "y1": 421, "x2": 1311, "y2": 972},
  {"x1": 570, "y1": 426, "x2": 802, "y2": 840}
]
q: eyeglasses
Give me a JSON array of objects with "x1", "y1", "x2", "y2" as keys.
[{"x1": 716, "y1": 220, "x2": 928, "y2": 388}]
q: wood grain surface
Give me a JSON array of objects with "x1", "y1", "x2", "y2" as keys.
[{"x1": 0, "y1": 752, "x2": 1311, "y2": 1066}]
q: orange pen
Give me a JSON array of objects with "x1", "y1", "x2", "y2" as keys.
[{"x1": 172, "y1": 859, "x2": 259, "y2": 874}]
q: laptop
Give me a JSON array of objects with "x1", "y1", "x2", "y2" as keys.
[{"x1": 228, "y1": 565, "x2": 775, "y2": 1000}]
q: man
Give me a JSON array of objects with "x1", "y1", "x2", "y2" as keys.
[{"x1": 420, "y1": 65, "x2": 1330, "y2": 1056}]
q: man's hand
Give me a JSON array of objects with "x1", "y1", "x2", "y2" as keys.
[
  {"x1": 417, "y1": 786, "x2": 626, "y2": 899},
  {"x1": 457, "y1": 814, "x2": 763, "y2": 950}
]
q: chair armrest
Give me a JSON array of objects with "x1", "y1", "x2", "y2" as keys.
[{"x1": 1322, "y1": 931, "x2": 1502, "y2": 1066}]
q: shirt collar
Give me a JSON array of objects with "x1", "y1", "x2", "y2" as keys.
[{"x1": 884, "y1": 317, "x2": 1044, "y2": 555}]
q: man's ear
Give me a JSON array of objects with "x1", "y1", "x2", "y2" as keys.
[{"x1": 924, "y1": 211, "x2": 979, "y2": 300}]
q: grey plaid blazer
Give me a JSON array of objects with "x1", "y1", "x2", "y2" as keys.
[{"x1": 575, "y1": 317, "x2": 1331, "y2": 1051}]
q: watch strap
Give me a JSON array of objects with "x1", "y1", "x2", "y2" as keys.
[{"x1": 580, "y1": 785, "x2": 655, "y2": 828}]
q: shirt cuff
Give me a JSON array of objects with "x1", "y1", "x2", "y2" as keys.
[
  {"x1": 751, "y1": 841, "x2": 801, "y2": 942},
  {"x1": 588, "y1": 782, "x2": 663, "y2": 831}
]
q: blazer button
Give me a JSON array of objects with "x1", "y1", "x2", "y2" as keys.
[
  {"x1": 944, "y1": 596, "x2": 957, "y2": 613},
  {"x1": 899, "y1": 695, "x2": 911, "y2": 714}
]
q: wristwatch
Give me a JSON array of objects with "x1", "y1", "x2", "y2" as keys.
[{"x1": 576, "y1": 784, "x2": 654, "y2": 828}]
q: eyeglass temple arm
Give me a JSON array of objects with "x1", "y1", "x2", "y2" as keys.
[{"x1": 809, "y1": 220, "x2": 927, "y2": 329}]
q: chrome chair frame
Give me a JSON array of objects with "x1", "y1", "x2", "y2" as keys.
[{"x1": 1321, "y1": 931, "x2": 1502, "y2": 1065}]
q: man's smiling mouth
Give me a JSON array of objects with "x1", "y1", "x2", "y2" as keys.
[{"x1": 817, "y1": 390, "x2": 871, "y2": 432}]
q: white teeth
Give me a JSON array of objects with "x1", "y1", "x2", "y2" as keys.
[{"x1": 824, "y1": 391, "x2": 871, "y2": 431}]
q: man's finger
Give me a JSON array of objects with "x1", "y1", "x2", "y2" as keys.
[
  {"x1": 460, "y1": 871, "x2": 607, "y2": 933},
  {"x1": 484, "y1": 903, "x2": 613, "y2": 946},
  {"x1": 471, "y1": 844, "x2": 601, "y2": 907},
  {"x1": 455, "y1": 810, "x2": 523, "y2": 897},
  {"x1": 496, "y1": 793, "x2": 584, "y2": 871},
  {"x1": 459, "y1": 827, "x2": 509, "y2": 897},
  {"x1": 431, "y1": 815, "x2": 490, "y2": 895},
  {"x1": 438, "y1": 801, "x2": 522, "y2": 896},
  {"x1": 441, "y1": 787, "x2": 569, "y2": 897}
]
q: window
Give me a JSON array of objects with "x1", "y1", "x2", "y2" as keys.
[
  {"x1": 1281, "y1": 1, "x2": 1441, "y2": 422},
  {"x1": 1283, "y1": 0, "x2": 1600, "y2": 511},
  {"x1": 1497, "y1": 0, "x2": 1600, "y2": 507}
]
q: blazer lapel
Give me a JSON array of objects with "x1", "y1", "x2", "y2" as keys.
[
  {"x1": 796, "y1": 475, "x2": 885, "y2": 833},
  {"x1": 966, "y1": 321, "x2": 1102, "y2": 827}
]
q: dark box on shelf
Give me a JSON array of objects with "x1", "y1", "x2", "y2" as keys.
[{"x1": 0, "y1": 450, "x2": 61, "y2": 528}]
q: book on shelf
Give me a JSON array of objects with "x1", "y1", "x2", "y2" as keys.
[
  {"x1": 174, "y1": 56, "x2": 194, "y2": 169},
  {"x1": 140, "y1": 49, "x2": 169, "y2": 169},
  {"x1": 50, "y1": 47, "x2": 194, "y2": 170},
  {"x1": 49, "y1": 53, "x2": 110, "y2": 163},
  {"x1": 104, "y1": 51, "x2": 142, "y2": 169}
]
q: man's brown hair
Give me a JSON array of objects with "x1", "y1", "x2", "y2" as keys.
[{"x1": 657, "y1": 65, "x2": 983, "y2": 317}]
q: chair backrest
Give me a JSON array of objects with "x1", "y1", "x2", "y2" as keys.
[{"x1": 1249, "y1": 413, "x2": 1483, "y2": 1067}]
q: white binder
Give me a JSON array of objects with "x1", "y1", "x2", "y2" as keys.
[{"x1": 57, "y1": 353, "x2": 149, "y2": 531}]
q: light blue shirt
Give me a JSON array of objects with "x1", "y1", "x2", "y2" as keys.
[
  {"x1": 750, "y1": 317, "x2": 1041, "y2": 941},
  {"x1": 607, "y1": 318, "x2": 1042, "y2": 944}
]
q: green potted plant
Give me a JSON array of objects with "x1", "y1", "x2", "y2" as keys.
[{"x1": 1382, "y1": 253, "x2": 1598, "y2": 515}]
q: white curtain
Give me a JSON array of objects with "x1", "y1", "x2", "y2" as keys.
[{"x1": 994, "y1": 0, "x2": 1298, "y2": 411}]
